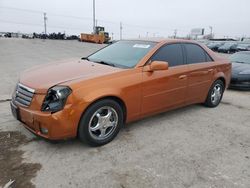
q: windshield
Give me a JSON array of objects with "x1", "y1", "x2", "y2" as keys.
[
  {"x1": 229, "y1": 53, "x2": 250, "y2": 64},
  {"x1": 88, "y1": 40, "x2": 157, "y2": 68}
]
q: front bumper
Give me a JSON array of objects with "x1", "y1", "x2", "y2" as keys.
[
  {"x1": 10, "y1": 99, "x2": 81, "y2": 140},
  {"x1": 229, "y1": 80, "x2": 250, "y2": 90}
]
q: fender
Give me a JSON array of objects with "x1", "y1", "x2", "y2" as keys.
[{"x1": 213, "y1": 71, "x2": 226, "y2": 83}]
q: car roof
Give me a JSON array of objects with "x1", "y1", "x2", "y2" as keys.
[{"x1": 124, "y1": 38, "x2": 200, "y2": 44}]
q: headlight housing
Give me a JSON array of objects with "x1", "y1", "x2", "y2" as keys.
[{"x1": 41, "y1": 86, "x2": 72, "y2": 113}]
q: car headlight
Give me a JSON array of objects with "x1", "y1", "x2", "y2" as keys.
[
  {"x1": 239, "y1": 70, "x2": 250, "y2": 75},
  {"x1": 41, "y1": 86, "x2": 72, "y2": 113}
]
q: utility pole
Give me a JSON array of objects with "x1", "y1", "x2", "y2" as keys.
[
  {"x1": 120, "y1": 22, "x2": 122, "y2": 40},
  {"x1": 174, "y1": 29, "x2": 177, "y2": 38},
  {"x1": 209, "y1": 26, "x2": 213, "y2": 38},
  {"x1": 93, "y1": 0, "x2": 96, "y2": 33},
  {"x1": 43, "y1": 12, "x2": 47, "y2": 35}
]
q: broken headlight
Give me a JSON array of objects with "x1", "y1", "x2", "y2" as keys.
[{"x1": 41, "y1": 86, "x2": 72, "y2": 113}]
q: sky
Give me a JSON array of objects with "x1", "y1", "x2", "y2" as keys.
[{"x1": 0, "y1": 0, "x2": 249, "y2": 39}]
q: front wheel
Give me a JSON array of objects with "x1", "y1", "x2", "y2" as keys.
[
  {"x1": 204, "y1": 80, "x2": 225, "y2": 107},
  {"x1": 78, "y1": 99, "x2": 124, "y2": 146}
]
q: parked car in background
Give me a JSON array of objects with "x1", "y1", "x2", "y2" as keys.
[
  {"x1": 10, "y1": 39, "x2": 231, "y2": 146},
  {"x1": 4, "y1": 32, "x2": 11, "y2": 38},
  {"x1": 218, "y1": 43, "x2": 238, "y2": 53},
  {"x1": 207, "y1": 42, "x2": 224, "y2": 52},
  {"x1": 229, "y1": 51, "x2": 250, "y2": 90},
  {"x1": 236, "y1": 44, "x2": 250, "y2": 52}
]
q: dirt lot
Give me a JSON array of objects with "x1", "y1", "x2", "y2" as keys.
[{"x1": 0, "y1": 38, "x2": 250, "y2": 188}]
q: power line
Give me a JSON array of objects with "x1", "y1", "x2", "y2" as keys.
[
  {"x1": 0, "y1": 19, "x2": 43, "y2": 27},
  {"x1": 0, "y1": 6, "x2": 119, "y2": 25},
  {"x1": 0, "y1": 6, "x2": 92, "y2": 20},
  {"x1": 0, "y1": 6, "x2": 194, "y2": 37},
  {"x1": 0, "y1": 19, "x2": 86, "y2": 31},
  {"x1": 0, "y1": 6, "x2": 43, "y2": 13},
  {"x1": 47, "y1": 13, "x2": 92, "y2": 21},
  {"x1": 0, "y1": 6, "x2": 190, "y2": 32}
]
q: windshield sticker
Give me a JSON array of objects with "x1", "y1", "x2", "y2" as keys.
[{"x1": 133, "y1": 44, "x2": 150, "y2": 48}]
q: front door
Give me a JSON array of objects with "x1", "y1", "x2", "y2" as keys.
[{"x1": 141, "y1": 43, "x2": 188, "y2": 116}]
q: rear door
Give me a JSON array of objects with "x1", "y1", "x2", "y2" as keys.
[
  {"x1": 183, "y1": 43, "x2": 214, "y2": 103},
  {"x1": 141, "y1": 43, "x2": 188, "y2": 115}
]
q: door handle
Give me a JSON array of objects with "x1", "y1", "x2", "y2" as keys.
[
  {"x1": 179, "y1": 75, "x2": 187, "y2": 79},
  {"x1": 208, "y1": 69, "x2": 214, "y2": 73}
]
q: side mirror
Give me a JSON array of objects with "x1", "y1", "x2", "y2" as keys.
[{"x1": 144, "y1": 61, "x2": 169, "y2": 72}]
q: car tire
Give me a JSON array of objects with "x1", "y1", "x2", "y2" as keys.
[
  {"x1": 78, "y1": 99, "x2": 124, "y2": 146},
  {"x1": 204, "y1": 80, "x2": 225, "y2": 108}
]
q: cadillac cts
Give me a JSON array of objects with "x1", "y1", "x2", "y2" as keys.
[{"x1": 11, "y1": 39, "x2": 231, "y2": 146}]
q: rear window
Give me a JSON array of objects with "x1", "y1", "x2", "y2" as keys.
[{"x1": 184, "y1": 43, "x2": 212, "y2": 64}]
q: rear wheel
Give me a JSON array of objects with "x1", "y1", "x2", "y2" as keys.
[
  {"x1": 78, "y1": 99, "x2": 123, "y2": 146},
  {"x1": 204, "y1": 80, "x2": 225, "y2": 107}
]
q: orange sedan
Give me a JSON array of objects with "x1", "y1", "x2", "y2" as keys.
[{"x1": 10, "y1": 39, "x2": 231, "y2": 146}]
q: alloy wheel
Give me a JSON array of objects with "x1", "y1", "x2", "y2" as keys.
[
  {"x1": 88, "y1": 106, "x2": 118, "y2": 140},
  {"x1": 211, "y1": 84, "x2": 222, "y2": 105}
]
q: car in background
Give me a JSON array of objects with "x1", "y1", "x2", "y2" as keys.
[
  {"x1": 4, "y1": 33, "x2": 11, "y2": 38},
  {"x1": 207, "y1": 42, "x2": 224, "y2": 52},
  {"x1": 10, "y1": 39, "x2": 231, "y2": 146},
  {"x1": 218, "y1": 43, "x2": 238, "y2": 53},
  {"x1": 229, "y1": 51, "x2": 250, "y2": 90},
  {"x1": 236, "y1": 44, "x2": 250, "y2": 52}
]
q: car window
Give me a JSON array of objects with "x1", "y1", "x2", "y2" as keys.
[
  {"x1": 151, "y1": 44, "x2": 184, "y2": 67},
  {"x1": 184, "y1": 43, "x2": 210, "y2": 64},
  {"x1": 205, "y1": 53, "x2": 213, "y2": 62}
]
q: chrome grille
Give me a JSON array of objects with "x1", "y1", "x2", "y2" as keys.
[{"x1": 14, "y1": 83, "x2": 35, "y2": 107}]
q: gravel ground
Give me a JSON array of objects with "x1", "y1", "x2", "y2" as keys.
[{"x1": 0, "y1": 38, "x2": 249, "y2": 188}]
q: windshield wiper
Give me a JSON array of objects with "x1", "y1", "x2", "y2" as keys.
[
  {"x1": 82, "y1": 57, "x2": 116, "y2": 67},
  {"x1": 81, "y1": 57, "x2": 90, "y2": 61},
  {"x1": 93, "y1": 60, "x2": 116, "y2": 67}
]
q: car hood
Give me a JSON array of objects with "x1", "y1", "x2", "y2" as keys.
[
  {"x1": 20, "y1": 59, "x2": 122, "y2": 93},
  {"x1": 231, "y1": 62, "x2": 250, "y2": 76}
]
